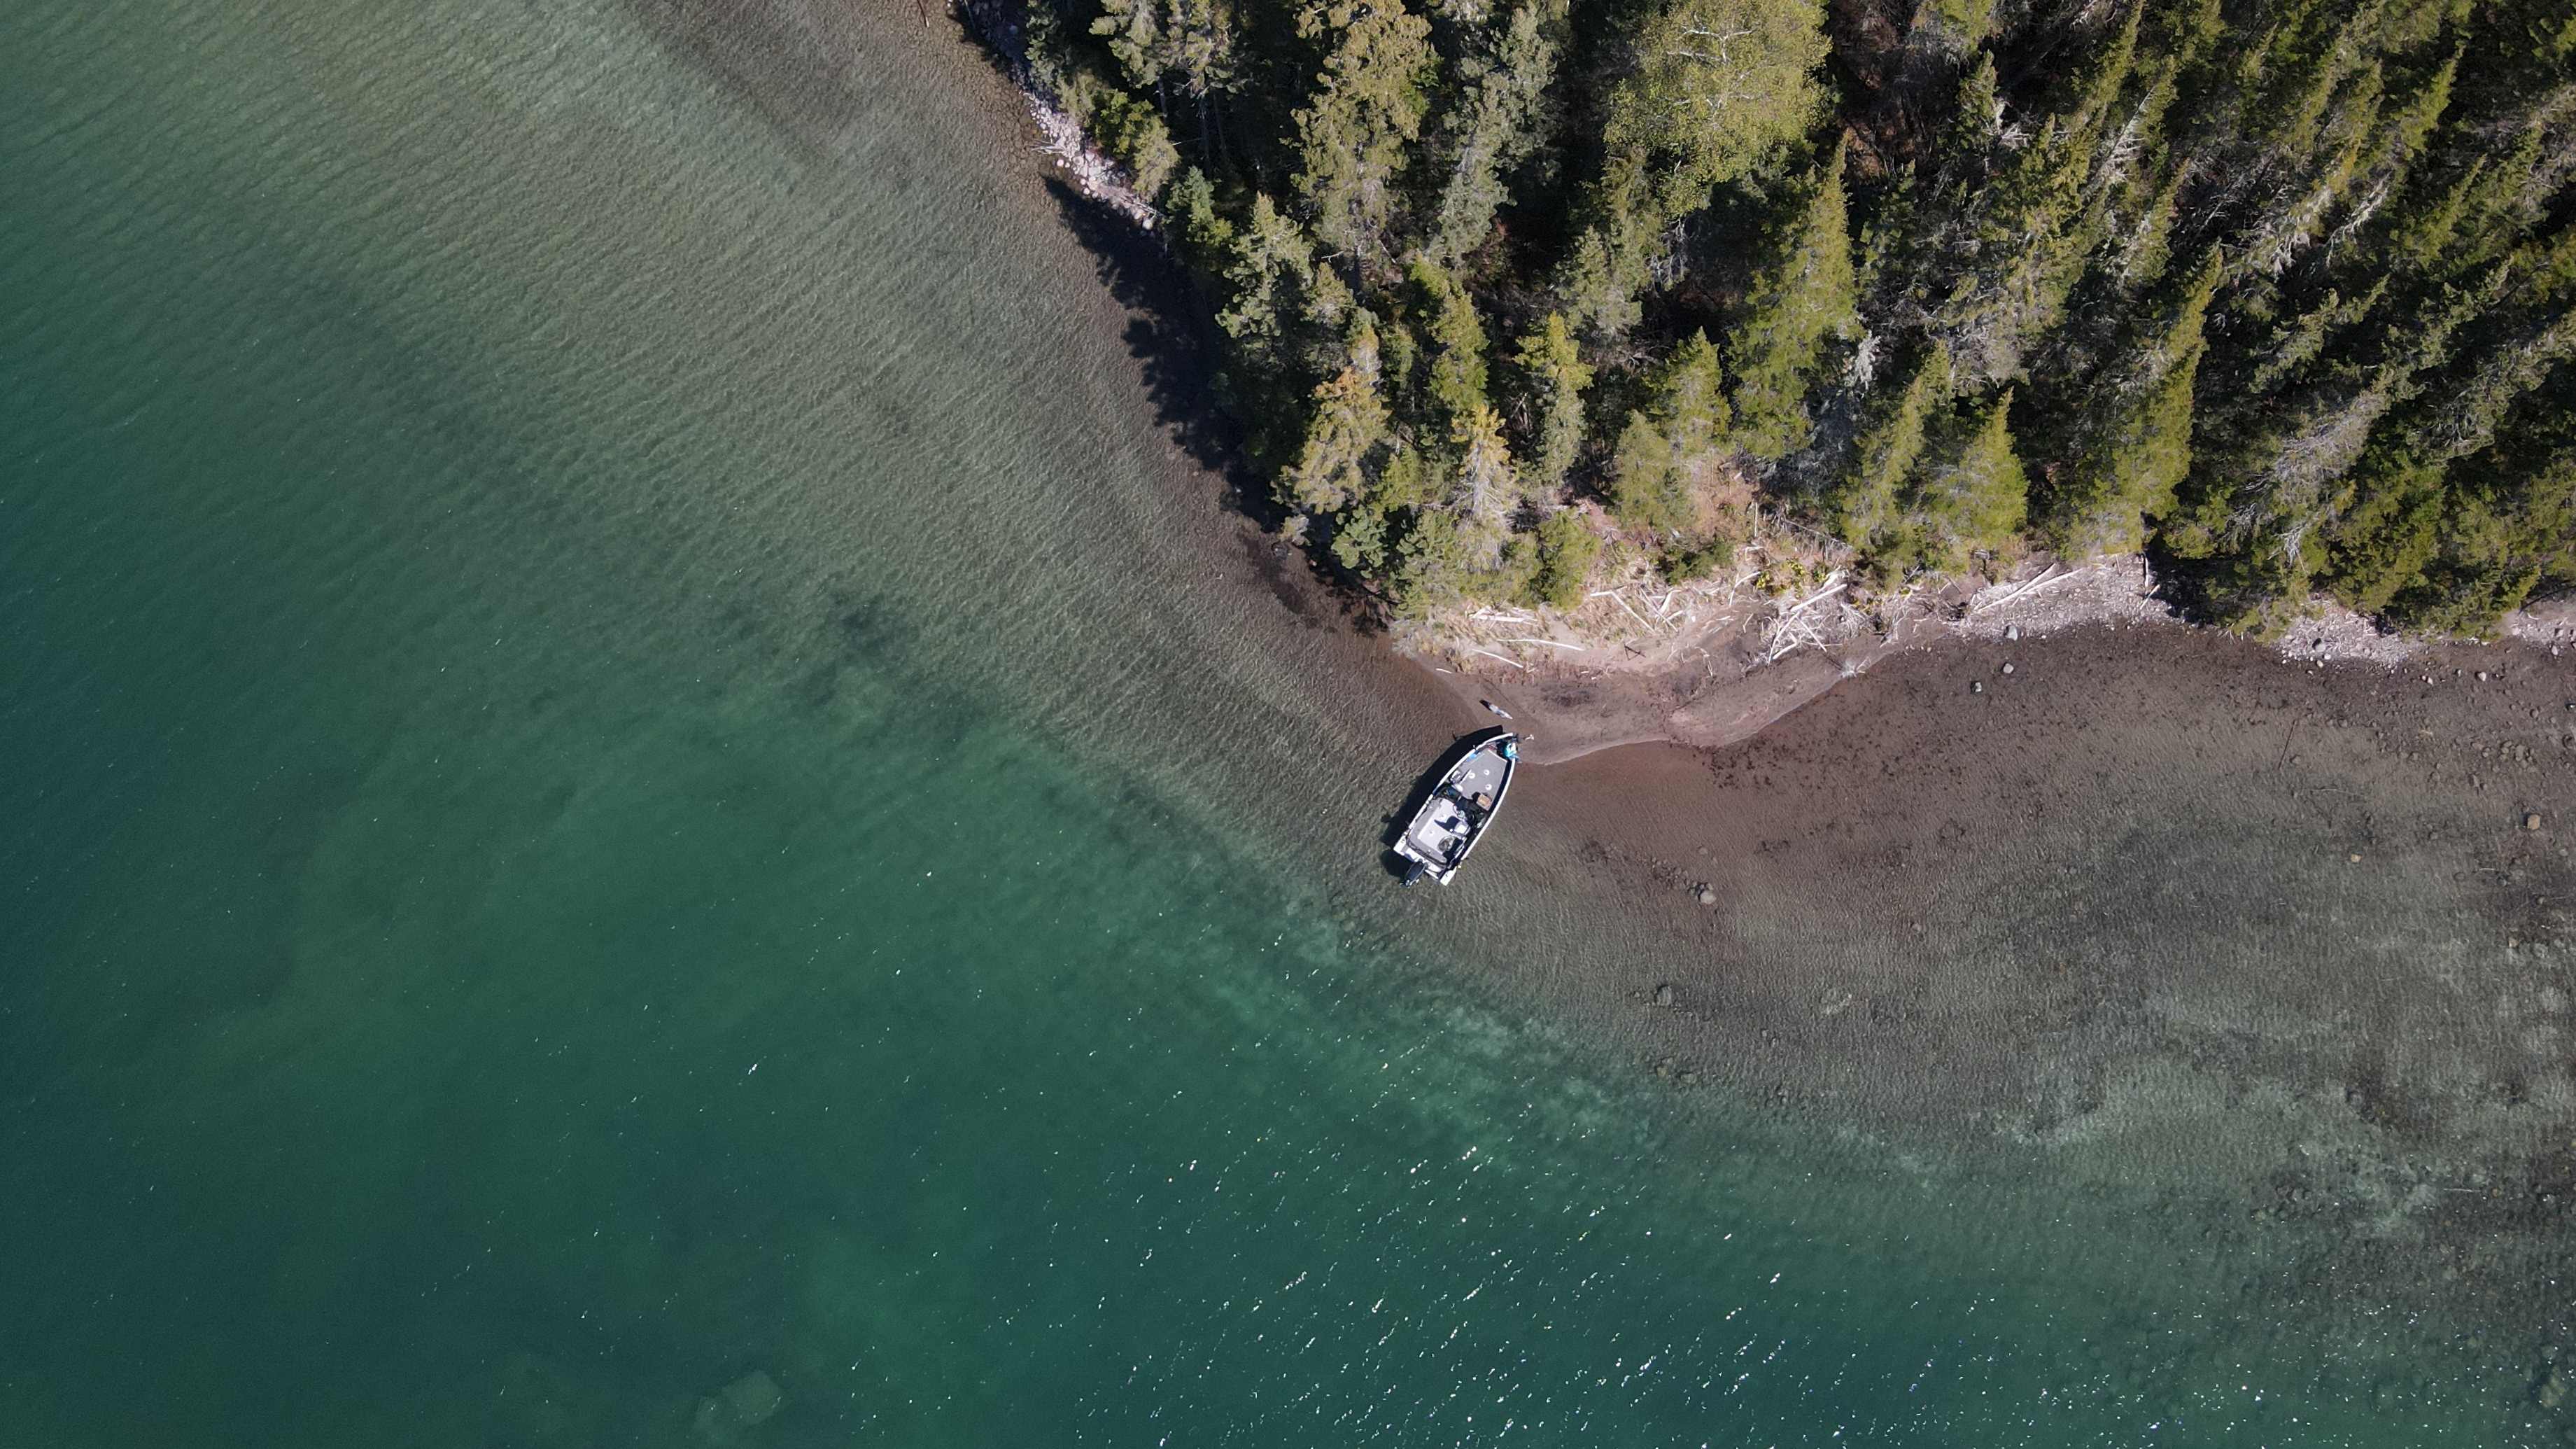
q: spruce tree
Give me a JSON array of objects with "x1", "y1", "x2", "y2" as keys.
[
  {"x1": 1412, "y1": 258, "x2": 1491, "y2": 426},
  {"x1": 1451, "y1": 403, "x2": 1519, "y2": 558},
  {"x1": 1280, "y1": 334, "x2": 1393, "y2": 513},
  {"x1": 1512, "y1": 313, "x2": 1593, "y2": 489},
  {"x1": 1834, "y1": 341, "x2": 1949, "y2": 554},
  {"x1": 1729, "y1": 136, "x2": 1857, "y2": 460},
  {"x1": 2049, "y1": 248, "x2": 2220, "y2": 552},
  {"x1": 1426, "y1": 1, "x2": 1563, "y2": 264},
  {"x1": 1601, "y1": 0, "x2": 1829, "y2": 218},
  {"x1": 1290, "y1": 0, "x2": 1437, "y2": 264},
  {"x1": 1609, "y1": 331, "x2": 1730, "y2": 536},
  {"x1": 1917, "y1": 389, "x2": 2028, "y2": 568}
]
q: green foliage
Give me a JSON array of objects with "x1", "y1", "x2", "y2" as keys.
[
  {"x1": 1090, "y1": 0, "x2": 1237, "y2": 97},
  {"x1": 1166, "y1": 167, "x2": 1235, "y2": 275},
  {"x1": 1925, "y1": 0, "x2": 1992, "y2": 48},
  {"x1": 1411, "y1": 258, "x2": 1492, "y2": 425},
  {"x1": 1601, "y1": 0, "x2": 1829, "y2": 217},
  {"x1": 2046, "y1": 248, "x2": 2220, "y2": 552},
  {"x1": 1659, "y1": 535, "x2": 1736, "y2": 582},
  {"x1": 994, "y1": 0, "x2": 2572, "y2": 634},
  {"x1": 1610, "y1": 331, "x2": 1730, "y2": 535},
  {"x1": 1511, "y1": 312, "x2": 1593, "y2": 488},
  {"x1": 1526, "y1": 510, "x2": 1604, "y2": 608},
  {"x1": 1215, "y1": 194, "x2": 1315, "y2": 352},
  {"x1": 1914, "y1": 389, "x2": 2028, "y2": 570},
  {"x1": 1280, "y1": 352, "x2": 1392, "y2": 512},
  {"x1": 1450, "y1": 402, "x2": 1519, "y2": 550},
  {"x1": 1290, "y1": 0, "x2": 1437, "y2": 263},
  {"x1": 1729, "y1": 137, "x2": 1857, "y2": 458},
  {"x1": 1833, "y1": 341, "x2": 1949, "y2": 553},
  {"x1": 1426, "y1": 2, "x2": 1563, "y2": 263},
  {"x1": 1087, "y1": 89, "x2": 1181, "y2": 200}
]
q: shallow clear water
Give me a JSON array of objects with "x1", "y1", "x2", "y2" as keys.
[{"x1": 1, "y1": 0, "x2": 2556, "y2": 1443}]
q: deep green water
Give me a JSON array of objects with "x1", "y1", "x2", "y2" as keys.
[{"x1": 0, "y1": 0, "x2": 2554, "y2": 1444}]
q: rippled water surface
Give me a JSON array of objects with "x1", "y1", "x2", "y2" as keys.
[{"x1": 3, "y1": 0, "x2": 2561, "y2": 1443}]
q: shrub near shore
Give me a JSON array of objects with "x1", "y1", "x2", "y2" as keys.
[{"x1": 992, "y1": 0, "x2": 2575, "y2": 638}]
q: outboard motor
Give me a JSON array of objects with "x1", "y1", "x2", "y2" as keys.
[{"x1": 1400, "y1": 858, "x2": 1430, "y2": 887}]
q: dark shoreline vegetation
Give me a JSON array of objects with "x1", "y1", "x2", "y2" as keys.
[{"x1": 971, "y1": 0, "x2": 2573, "y2": 638}]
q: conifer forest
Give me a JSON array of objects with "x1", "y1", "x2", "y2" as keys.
[{"x1": 1011, "y1": 0, "x2": 2575, "y2": 636}]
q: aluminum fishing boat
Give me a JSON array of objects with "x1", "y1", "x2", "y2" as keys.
[{"x1": 1393, "y1": 731, "x2": 1518, "y2": 886}]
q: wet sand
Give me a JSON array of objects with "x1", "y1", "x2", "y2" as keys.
[{"x1": 1491, "y1": 621, "x2": 2574, "y2": 1329}]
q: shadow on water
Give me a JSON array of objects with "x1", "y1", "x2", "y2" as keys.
[
  {"x1": 1041, "y1": 181, "x2": 1399, "y2": 637},
  {"x1": 1377, "y1": 727, "x2": 1512, "y2": 880},
  {"x1": 1038, "y1": 179, "x2": 1264, "y2": 514}
]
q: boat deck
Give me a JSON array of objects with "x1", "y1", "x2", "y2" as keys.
[
  {"x1": 1447, "y1": 750, "x2": 1506, "y2": 806},
  {"x1": 1398, "y1": 741, "x2": 1512, "y2": 878}
]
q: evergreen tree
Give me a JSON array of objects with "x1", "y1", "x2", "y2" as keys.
[
  {"x1": 1215, "y1": 193, "x2": 1317, "y2": 354},
  {"x1": 1279, "y1": 326, "x2": 1393, "y2": 513},
  {"x1": 994, "y1": 0, "x2": 2574, "y2": 636},
  {"x1": 1600, "y1": 0, "x2": 1829, "y2": 219},
  {"x1": 1290, "y1": 0, "x2": 1437, "y2": 264},
  {"x1": 1412, "y1": 258, "x2": 1491, "y2": 426},
  {"x1": 1729, "y1": 136, "x2": 1857, "y2": 459},
  {"x1": 1512, "y1": 312, "x2": 1593, "y2": 489},
  {"x1": 2048, "y1": 248, "x2": 2220, "y2": 552},
  {"x1": 1426, "y1": 1, "x2": 1563, "y2": 264},
  {"x1": 1527, "y1": 508, "x2": 1605, "y2": 608},
  {"x1": 1915, "y1": 389, "x2": 2028, "y2": 568},
  {"x1": 1451, "y1": 403, "x2": 1519, "y2": 558},
  {"x1": 1610, "y1": 331, "x2": 1730, "y2": 535},
  {"x1": 1833, "y1": 341, "x2": 1949, "y2": 554}
]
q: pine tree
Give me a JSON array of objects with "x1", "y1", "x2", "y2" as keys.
[
  {"x1": 1290, "y1": 0, "x2": 1437, "y2": 264},
  {"x1": 1512, "y1": 312, "x2": 1593, "y2": 489},
  {"x1": 1729, "y1": 136, "x2": 1857, "y2": 459}
]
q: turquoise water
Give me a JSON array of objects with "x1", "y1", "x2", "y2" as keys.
[{"x1": 1, "y1": 0, "x2": 2556, "y2": 1443}]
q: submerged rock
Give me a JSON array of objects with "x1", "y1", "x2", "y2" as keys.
[
  {"x1": 694, "y1": 1370, "x2": 784, "y2": 1444},
  {"x1": 2538, "y1": 1364, "x2": 2568, "y2": 1410}
]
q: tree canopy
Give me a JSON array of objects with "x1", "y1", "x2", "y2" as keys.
[{"x1": 1004, "y1": 0, "x2": 2576, "y2": 635}]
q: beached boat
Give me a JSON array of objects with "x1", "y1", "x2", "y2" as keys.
[{"x1": 1393, "y1": 731, "x2": 1519, "y2": 886}]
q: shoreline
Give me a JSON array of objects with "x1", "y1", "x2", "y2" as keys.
[
  {"x1": 1414, "y1": 554, "x2": 2576, "y2": 766},
  {"x1": 935, "y1": 4, "x2": 2576, "y2": 1399}
]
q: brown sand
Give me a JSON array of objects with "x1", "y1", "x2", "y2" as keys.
[{"x1": 1479, "y1": 621, "x2": 2575, "y2": 1328}]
